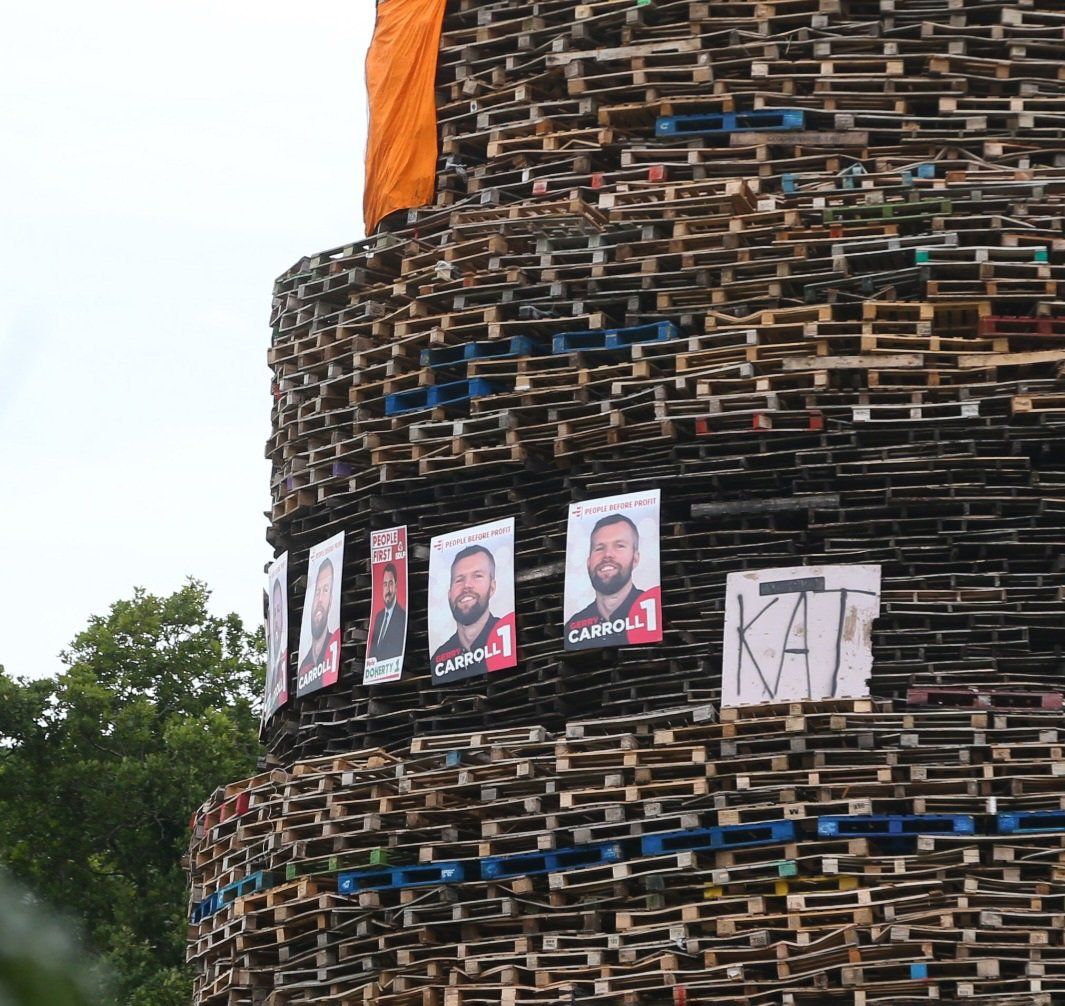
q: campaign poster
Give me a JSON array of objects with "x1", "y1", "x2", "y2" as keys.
[
  {"x1": 364, "y1": 526, "x2": 408, "y2": 685},
  {"x1": 262, "y1": 552, "x2": 289, "y2": 726},
  {"x1": 428, "y1": 517, "x2": 517, "y2": 686},
  {"x1": 721, "y1": 564, "x2": 881, "y2": 707},
  {"x1": 563, "y1": 490, "x2": 663, "y2": 651},
  {"x1": 296, "y1": 531, "x2": 345, "y2": 698}
]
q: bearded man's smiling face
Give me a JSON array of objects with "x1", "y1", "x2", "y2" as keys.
[
  {"x1": 448, "y1": 552, "x2": 495, "y2": 625},
  {"x1": 587, "y1": 521, "x2": 638, "y2": 595}
]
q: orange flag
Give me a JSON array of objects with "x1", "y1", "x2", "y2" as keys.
[{"x1": 363, "y1": 0, "x2": 447, "y2": 235}]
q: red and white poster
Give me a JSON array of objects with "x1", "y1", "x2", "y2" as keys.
[
  {"x1": 296, "y1": 531, "x2": 344, "y2": 698},
  {"x1": 563, "y1": 489, "x2": 663, "y2": 651},
  {"x1": 428, "y1": 517, "x2": 517, "y2": 685},
  {"x1": 262, "y1": 552, "x2": 289, "y2": 726},
  {"x1": 364, "y1": 526, "x2": 408, "y2": 685}
]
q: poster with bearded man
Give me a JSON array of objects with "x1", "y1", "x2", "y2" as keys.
[
  {"x1": 262, "y1": 551, "x2": 289, "y2": 727},
  {"x1": 563, "y1": 490, "x2": 663, "y2": 651},
  {"x1": 296, "y1": 531, "x2": 345, "y2": 698},
  {"x1": 428, "y1": 517, "x2": 517, "y2": 686}
]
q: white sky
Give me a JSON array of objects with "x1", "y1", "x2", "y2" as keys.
[{"x1": 0, "y1": 1, "x2": 376, "y2": 678}]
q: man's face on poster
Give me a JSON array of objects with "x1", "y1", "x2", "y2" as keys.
[
  {"x1": 587, "y1": 519, "x2": 639, "y2": 596},
  {"x1": 448, "y1": 551, "x2": 495, "y2": 626},
  {"x1": 271, "y1": 584, "x2": 284, "y2": 653},
  {"x1": 311, "y1": 563, "x2": 334, "y2": 638},
  {"x1": 382, "y1": 569, "x2": 397, "y2": 609}
]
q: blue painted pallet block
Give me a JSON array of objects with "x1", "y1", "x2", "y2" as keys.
[
  {"x1": 427, "y1": 378, "x2": 497, "y2": 408},
  {"x1": 482, "y1": 842, "x2": 624, "y2": 880},
  {"x1": 385, "y1": 378, "x2": 498, "y2": 416},
  {"x1": 190, "y1": 891, "x2": 222, "y2": 924},
  {"x1": 997, "y1": 810, "x2": 1065, "y2": 835},
  {"x1": 190, "y1": 871, "x2": 278, "y2": 923},
  {"x1": 656, "y1": 109, "x2": 805, "y2": 137},
  {"x1": 817, "y1": 815, "x2": 975, "y2": 839},
  {"x1": 482, "y1": 849, "x2": 553, "y2": 880},
  {"x1": 385, "y1": 387, "x2": 431, "y2": 416},
  {"x1": 548, "y1": 842, "x2": 624, "y2": 873},
  {"x1": 640, "y1": 820, "x2": 795, "y2": 857},
  {"x1": 216, "y1": 871, "x2": 277, "y2": 909},
  {"x1": 337, "y1": 861, "x2": 466, "y2": 894},
  {"x1": 420, "y1": 336, "x2": 539, "y2": 369},
  {"x1": 552, "y1": 321, "x2": 679, "y2": 354}
]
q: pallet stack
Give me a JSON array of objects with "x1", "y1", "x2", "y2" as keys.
[
  {"x1": 188, "y1": 698, "x2": 1065, "y2": 1004},
  {"x1": 191, "y1": 0, "x2": 1065, "y2": 1001},
  {"x1": 262, "y1": 0, "x2": 1065, "y2": 763}
]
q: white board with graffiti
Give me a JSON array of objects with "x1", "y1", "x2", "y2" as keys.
[{"x1": 722, "y1": 564, "x2": 881, "y2": 706}]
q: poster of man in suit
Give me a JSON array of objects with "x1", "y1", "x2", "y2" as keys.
[
  {"x1": 428, "y1": 517, "x2": 517, "y2": 686},
  {"x1": 364, "y1": 526, "x2": 408, "y2": 684},
  {"x1": 563, "y1": 490, "x2": 663, "y2": 652},
  {"x1": 296, "y1": 531, "x2": 345, "y2": 698},
  {"x1": 261, "y1": 551, "x2": 289, "y2": 728}
]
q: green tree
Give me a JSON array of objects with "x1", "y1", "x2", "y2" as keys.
[{"x1": 0, "y1": 580, "x2": 264, "y2": 1006}]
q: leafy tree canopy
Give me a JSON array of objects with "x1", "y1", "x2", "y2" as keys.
[{"x1": 0, "y1": 580, "x2": 264, "y2": 1006}]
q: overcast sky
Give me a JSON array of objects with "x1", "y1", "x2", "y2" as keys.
[{"x1": 0, "y1": 1, "x2": 376, "y2": 678}]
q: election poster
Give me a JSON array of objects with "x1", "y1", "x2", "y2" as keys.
[
  {"x1": 563, "y1": 490, "x2": 663, "y2": 651},
  {"x1": 296, "y1": 531, "x2": 345, "y2": 698},
  {"x1": 262, "y1": 552, "x2": 290, "y2": 726},
  {"x1": 428, "y1": 517, "x2": 517, "y2": 685},
  {"x1": 721, "y1": 564, "x2": 881, "y2": 707},
  {"x1": 364, "y1": 526, "x2": 408, "y2": 685}
]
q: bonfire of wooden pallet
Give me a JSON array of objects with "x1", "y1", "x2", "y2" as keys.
[
  {"x1": 190, "y1": 0, "x2": 1065, "y2": 1002},
  {"x1": 188, "y1": 699, "x2": 1065, "y2": 1005},
  {"x1": 261, "y1": 0, "x2": 1065, "y2": 765}
]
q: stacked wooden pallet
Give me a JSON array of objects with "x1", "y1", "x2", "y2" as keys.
[
  {"x1": 212, "y1": 2, "x2": 1065, "y2": 999},
  {"x1": 261, "y1": 409, "x2": 1065, "y2": 764},
  {"x1": 188, "y1": 699, "x2": 1065, "y2": 1005},
  {"x1": 261, "y1": 0, "x2": 1065, "y2": 763}
]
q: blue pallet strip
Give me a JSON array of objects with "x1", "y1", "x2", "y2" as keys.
[
  {"x1": 656, "y1": 109, "x2": 805, "y2": 137},
  {"x1": 817, "y1": 815, "x2": 975, "y2": 839},
  {"x1": 193, "y1": 809, "x2": 1062, "y2": 924},
  {"x1": 420, "y1": 336, "x2": 540, "y2": 370},
  {"x1": 338, "y1": 861, "x2": 466, "y2": 894},
  {"x1": 552, "y1": 321, "x2": 679, "y2": 354},
  {"x1": 191, "y1": 870, "x2": 278, "y2": 923},
  {"x1": 385, "y1": 378, "x2": 499, "y2": 416},
  {"x1": 483, "y1": 842, "x2": 623, "y2": 880},
  {"x1": 996, "y1": 810, "x2": 1065, "y2": 835},
  {"x1": 640, "y1": 821, "x2": 795, "y2": 857}
]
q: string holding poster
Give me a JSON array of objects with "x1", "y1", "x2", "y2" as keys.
[
  {"x1": 721, "y1": 564, "x2": 881, "y2": 707},
  {"x1": 296, "y1": 531, "x2": 345, "y2": 698},
  {"x1": 428, "y1": 517, "x2": 517, "y2": 685},
  {"x1": 563, "y1": 490, "x2": 663, "y2": 651},
  {"x1": 262, "y1": 552, "x2": 289, "y2": 727},
  {"x1": 364, "y1": 526, "x2": 408, "y2": 685}
]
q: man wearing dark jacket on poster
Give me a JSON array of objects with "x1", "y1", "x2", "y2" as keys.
[
  {"x1": 368, "y1": 562, "x2": 406, "y2": 660},
  {"x1": 431, "y1": 545, "x2": 501, "y2": 683},
  {"x1": 564, "y1": 513, "x2": 658, "y2": 650}
]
